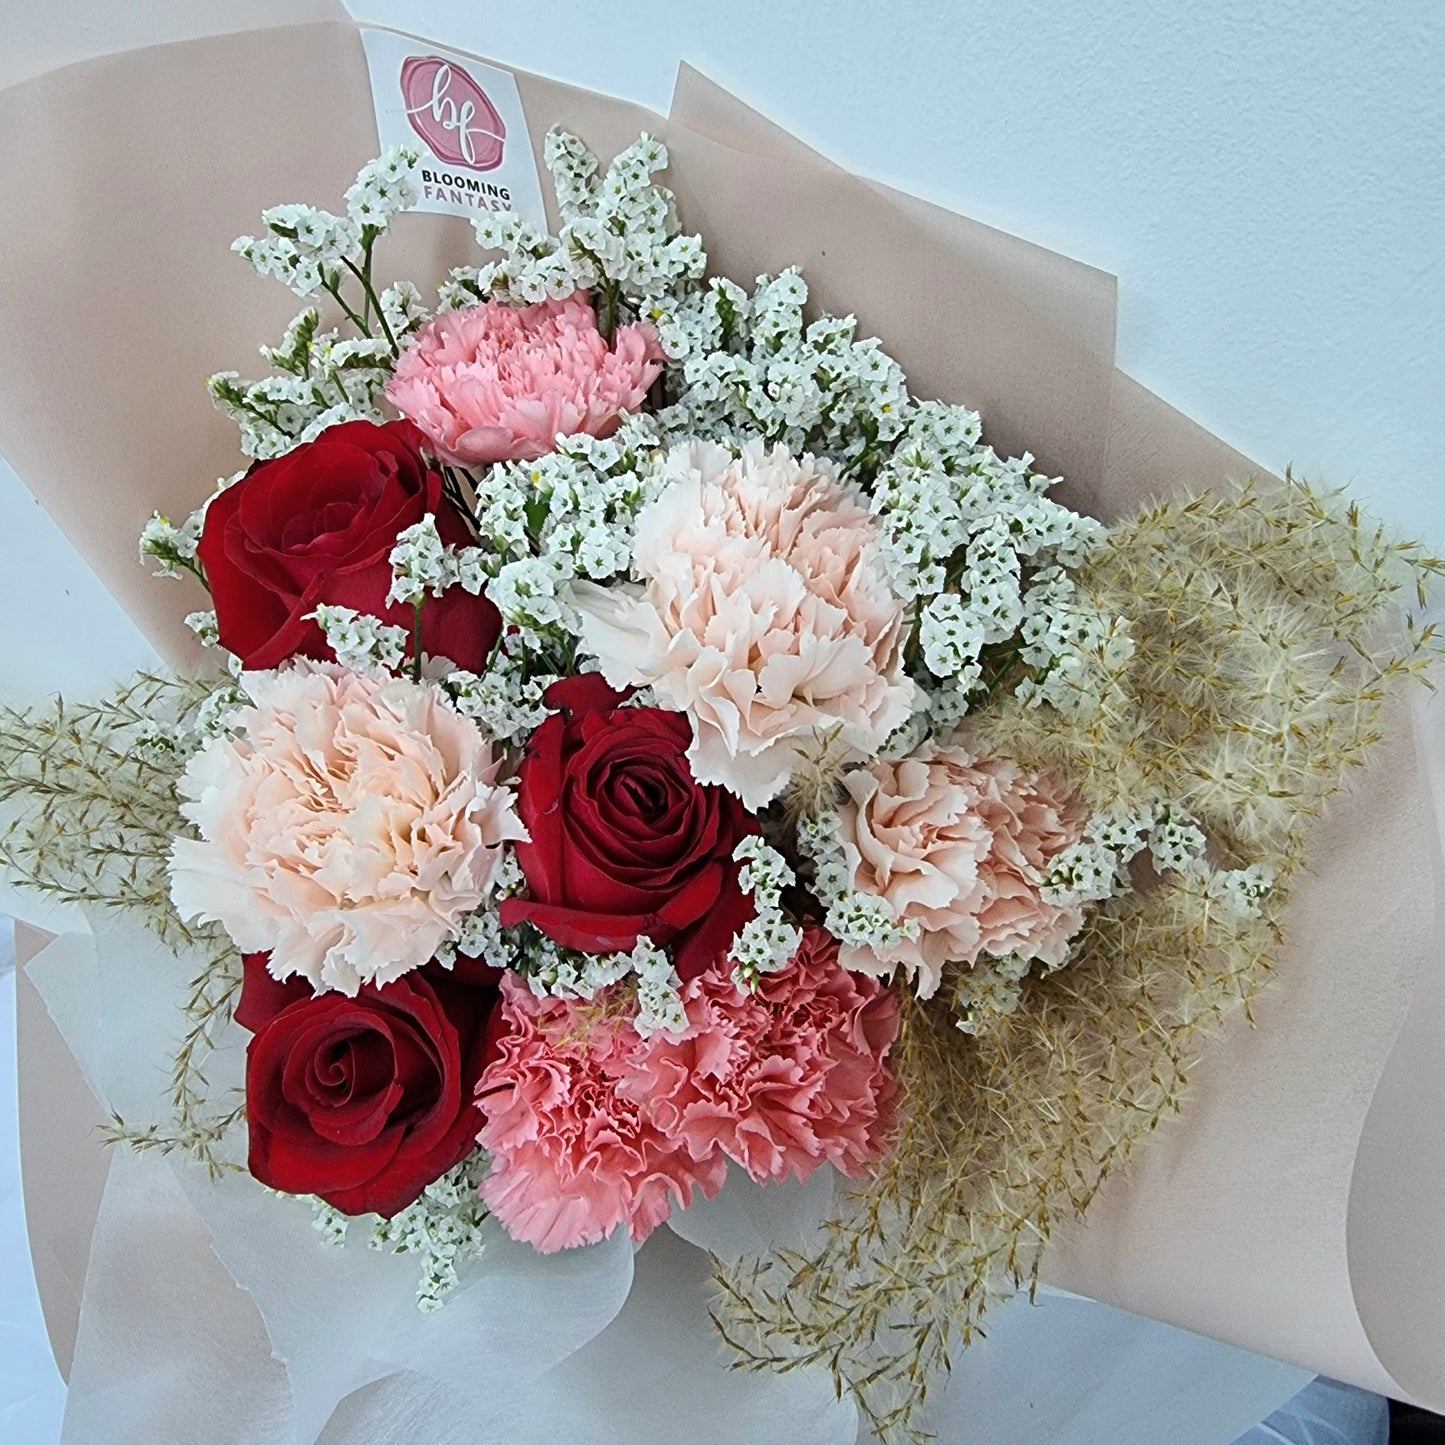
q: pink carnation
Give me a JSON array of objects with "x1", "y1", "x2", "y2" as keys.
[
  {"x1": 476, "y1": 931, "x2": 900, "y2": 1251},
  {"x1": 626, "y1": 927, "x2": 900, "y2": 1186},
  {"x1": 476, "y1": 974, "x2": 727, "y2": 1253},
  {"x1": 837, "y1": 743, "x2": 1089, "y2": 999},
  {"x1": 384, "y1": 294, "x2": 664, "y2": 467}
]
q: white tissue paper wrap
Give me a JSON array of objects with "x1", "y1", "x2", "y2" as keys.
[{"x1": 10, "y1": 902, "x2": 1316, "y2": 1444}]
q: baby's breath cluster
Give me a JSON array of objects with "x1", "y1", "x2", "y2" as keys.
[
  {"x1": 727, "y1": 838, "x2": 803, "y2": 990},
  {"x1": 311, "y1": 1151, "x2": 491, "y2": 1311},
  {"x1": 652, "y1": 270, "x2": 910, "y2": 462},
  {"x1": 440, "y1": 132, "x2": 704, "y2": 314}
]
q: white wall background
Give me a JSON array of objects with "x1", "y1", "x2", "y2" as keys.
[{"x1": 349, "y1": 0, "x2": 1445, "y2": 542}]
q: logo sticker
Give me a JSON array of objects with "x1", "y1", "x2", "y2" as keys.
[
  {"x1": 400, "y1": 56, "x2": 506, "y2": 171},
  {"x1": 362, "y1": 28, "x2": 546, "y2": 226}
]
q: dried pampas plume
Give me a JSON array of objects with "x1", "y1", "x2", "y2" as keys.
[
  {"x1": 713, "y1": 480, "x2": 1443, "y2": 1440},
  {"x1": 0, "y1": 673, "x2": 243, "y2": 1174}
]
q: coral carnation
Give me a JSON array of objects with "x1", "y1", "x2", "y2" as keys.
[
  {"x1": 476, "y1": 929, "x2": 900, "y2": 1251},
  {"x1": 169, "y1": 662, "x2": 525, "y2": 995},
  {"x1": 627, "y1": 927, "x2": 900, "y2": 1185},
  {"x1": 476, "y1": 974, "x2": 726, "y2": 1252},
  {"x1": 837, "y1": 743, "x2": 1088, "y2": 998},
  {"x1": 384, "y1": 294, "x2": 664, "y2": 467},
  {"x1": 575, "y1": 440, "x2": 914, "y2": 808}
]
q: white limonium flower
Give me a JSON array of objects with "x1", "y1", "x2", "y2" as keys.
[
  {"x1": 139, "y1": 510, "x2": 204, "y2": 579},
  {"x1": 447, "y1": 132, "x2": 702, "y2": 312},
  {"x1": 385, "y1": 515, "x2": 492, "y2": 612},
  {"x1": 919, "y1": 593, "x2": 987, "y2": 678},
  {"x1": 388, "y1": 514, "x2": 455, "y2": 606},
  {"x1": 1149, "y1": 815, "x2": 1209, "y2": 873},
  {"x1": 379, "y1": 281, "x2": 431, "y2": 341},
  {"x1": 311, "y1": 1150, "x2": 490, "y2": 1312},
  {"x1": 727, "y1": 838, "x2": 803, "y2": 990},
  {"x1": 184, "y1": 610, "x2": 221, "y2": 650},
  {"x1": 345, "y1": 146, "x2": 421, "y2": 231},
  {"x1": 472, "y1": 419, "x2": 664, "y2": 592},
  {"x1": 445, "y1": 643, "x2": 558, "y2": 746},
  {"x1": 953, "y1": 954, "x2": 1033, "y2": 1037},
  {"x1": 1040, "y1": 807, "x2": 1156, "y2": 906},
  {"x1": 796, "y1": 812, "x2": 919, "y2": 955},
  {"x1": 234, "y1": 203, "x2": 361, "y2": 298},
  {"x1": 489, "y1": 554, "x2": 580, "y2": 634},
  {"x1": 628, "y1": 939, "x2": 689, "y2": 1035},
  {"x1": 1039, "y1": 841, "x2": 1122, "y2": 906},
  {"x1": 209, "y1": 324, "x2": 391, "y2": 461},
  {"x1": 1207, "y1": 863, "x2": 1276, "y2": 919},
  {"x1": 308, "y1": 605, "x2": 410, "y2": 678},
  {"x1": 511, "y1": 932, "x2": 687, "y2": 1037},
  {"x1": 657, "y1": 270, "x2": 910, "y2": 460},
  {"x1": 193, "y1": 683, "x2": 247, "y2": 740},
  {"x1": 432, "y1": 905, "x2": 511, "y2": 972}
]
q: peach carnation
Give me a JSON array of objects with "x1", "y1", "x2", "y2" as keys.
[
  {"x1": 476, "y1": 930, "x2": 900, "y2": 1251},
  {"x1": 837, "y1": 743, "x2": 1088, "y2": 999},
  {"x1": 476, "y1": 974, "x2": 728, "y2": 1253},
  {"x1": 384, "y1": 294, "x2": 663, "y2": 467},
  {"x1": 625, "y1": 927, "x2": 900, "y2": 1186},
  {"x1": 574, "y1": 440, "x2": 915, "y2": 809},
  {"x1": 169, "y1": 661, "x2": 525, "y2": 995}
]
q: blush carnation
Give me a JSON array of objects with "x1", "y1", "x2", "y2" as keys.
[
  {"x1": 574, "y1": 440, "x2": 915, "y2": 809},
  {"x1": 625, "y1": 927, "x2": 900, "y2": 1185},
  {"x1": 384, "y1": 294, "x2": 664, "y2": 467},
  {"x1": 476, "y1": 974, "x2": 727, "y2": 1252},
  {"x1": 169, "y1": 661, "x2": 525, "y2": 995},
  {"x1": 837, "y1": 743, "x2": 1088, "y2": 999}
]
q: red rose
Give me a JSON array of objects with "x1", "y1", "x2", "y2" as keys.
[
  {"x1": 238, "y1": 952, "x2": 502, "y2": 1217},
  {"x1": 197, "y1": 418, "x2": 500, "y2": 671},
  {"x1": 499, "y1": 674, "x2": 758, "y2": 980}
]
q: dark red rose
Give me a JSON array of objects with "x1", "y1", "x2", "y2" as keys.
[
  {"x1": 499, "y1": 674, "x2": 758, "y2": 980},
  {"x1": 238, "y1": 952, "x2": 503, "y2": 1217},
  {"x1": 198, "y1": 418, "x2": 500, "y2": 671}
]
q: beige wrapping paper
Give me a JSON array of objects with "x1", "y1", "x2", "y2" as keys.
[
  {"x1": 664, "y1": 66, "x2": 1445, "y2": 1405},
  {"x1": 2, "y1": 11, "x2": 1441, "y2": 1418}
]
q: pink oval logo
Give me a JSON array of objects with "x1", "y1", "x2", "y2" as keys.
[{"x1": 400, "y1": 56, "x2": 505, "y2": 172}]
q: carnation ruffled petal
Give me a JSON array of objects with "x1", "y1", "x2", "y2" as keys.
[
  {"x1": 385, "y1": 294, "x2": 663, "y2": 466},
  {"x1": 168, "y1": 661, "x2": 523, "y2": 994},
  {"x1": 574, "y1": 439, "x2": 914, "y2": 808},
  {"x1": 838, "y1": 743, "x2": 1087, "y2": 998}
]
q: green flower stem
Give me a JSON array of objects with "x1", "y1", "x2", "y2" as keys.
[
  {"x1": 411, "y1": 597, "x2": 425, "y2": 682},
  {"x1": 323, "y1": 277, "x2": 371, "y2": 338},
  {"x1": 342, "y1": 254, "x2": 397, "y2": 355}
]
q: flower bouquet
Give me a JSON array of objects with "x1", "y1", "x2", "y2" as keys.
[{"x1": 2, "y1": 19, "x2": 1443, "y2": 1445}]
